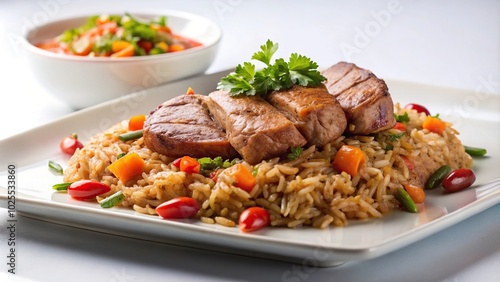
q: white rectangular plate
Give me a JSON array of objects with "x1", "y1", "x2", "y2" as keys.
[{"x1": 1, "y1": 70, "x2": 499, "y2": 267}]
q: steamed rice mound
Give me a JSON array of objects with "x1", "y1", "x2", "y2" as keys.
[{"x1": 64, "y1": 103, "x2": 472, "y2": 229}]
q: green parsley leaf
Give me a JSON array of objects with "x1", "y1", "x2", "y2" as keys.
[
  {"x1": 394, "y1": 112, "x2": 410, "y2": 123},
  {"x1": 287, "y1": 147, "x2": 303, "y2": 160},
  {"x1": 388, "y1": 132, "x2": 405, "y2": 142},
  {"x1": 197, "y1": 157, "x2": 236, "y2": 174},
  {"x1": 217, "y1": 39, "x2": 325, "y2": 97},
  {"x1": 252, "y1": 165, "x2": 259, "y2": 176},
  {"x1": 251, "y1": 40, "x2": 279, "y2": 66}
]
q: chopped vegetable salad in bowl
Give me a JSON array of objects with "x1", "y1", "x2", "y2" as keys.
[
  {"x1": 36, "y1": 13, "x2": 202, "y2": 57},
  {"x1": 23, "y1": 11, "x2": 221, "y2": 109}
]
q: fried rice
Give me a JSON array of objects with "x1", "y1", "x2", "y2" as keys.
[{"x1": 63, "y1": 103, "x2": 473, "y2": 229}]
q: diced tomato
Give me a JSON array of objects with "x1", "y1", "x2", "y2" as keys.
[
  {"x1": 179, "y1": 156, "x2": 200, "y2": 174},
  {"x1": 60, "y1": 134, "x2": 83, "y2": 155},
  {"x1": 404, "y1": 103, "x2": 430, "y2": 116},
  {"x1": 137, "y1": 40, "x2": 153, "y2": 54},
  {"x1": 393, "y1": 122, "x2": 406, "y2": 131}
]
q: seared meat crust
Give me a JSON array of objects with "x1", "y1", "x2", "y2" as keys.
[
  {"x1": 322, "y1": 62, "x2": 396, "y2": 134},
  {"x1": 207, "y1": 91, "x2": 307, "y2": 164},
  {"x1": 143, "y1": 94, "x2": 238, "y2": 159},
  {"x1": 266, "y1": 85, "x2": 347, "y2": 147}
]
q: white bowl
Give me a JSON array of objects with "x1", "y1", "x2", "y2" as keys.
[{"x1": 23, "y1": 11, "x2": 222, "y2": 109}]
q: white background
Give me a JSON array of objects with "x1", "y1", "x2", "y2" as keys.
[{"x1": 0, "y1": 1, "x2": 499, "y2": 282}]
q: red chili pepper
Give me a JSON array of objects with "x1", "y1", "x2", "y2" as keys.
[
  {"x1": 156, "y1": 197, "x2": 200, "y2": 219},
  {"x1": 404, "y1": 103, "x2": 430, "y2": 116},
  {"x1": 239, "y1": 207, "x2": 270, "y2": 232},
  {"x1": 68, "y1": 180, "x2": 111, "y2": 200},
  {"x1": 60, "y1": 133, "x2": 83, "y2": 155}
]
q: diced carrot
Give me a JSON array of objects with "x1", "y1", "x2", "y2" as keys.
[
  {"x1": 332, "y1": 145, "x2": 367, "y2": 177},
  {"x1": 422, "y1": 116, "x2": 446, "y2": 135},
  {"x1": 393, "y1": 122, "x2": 406, "y2": 131},
  {"x1": 128, "y1": 114, "x2": 146, "y2": 131},
  {"x1": 231, "y1": 164, "x2": 256, "y2": 192},
  {"x1": 150, "y1": 24, "x2": 172, "y2": 34},
  {"x1": 186, "y1": 87, "x2": 195, "y2": 95},
  {"x1": 169, "y1": 44, "x2": 185, "y2": 52},
  {"x1": 404, "y1": 184, "x2": 426, "y2": 204},
  {"x1": 107, "y1": 152, "x2": 145, "y2": 183},
  {"x1": 111, "y1": 44, "x2": 134, "y2": 58},
  {"x1": 179, "y1": 156, "x2": 200, "y2": 174},
  {"x1": 111, "y1": 40, "x2": 132, "y2": 53},
  {"x1": 71, "y1": 36, "x2": 93, "y2": 56}
]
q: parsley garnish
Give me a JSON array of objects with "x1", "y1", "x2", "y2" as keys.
[
  {"x1": 217, "y1": 40, "x2": 326, "y2": 97},
  {"x1": 197, "y1": 156, "x2": 235, "y2": 174},
  {"x1": 287, "y1": 146, "x2": 303, "y2": 160},
  {"x1": 388, "y1": 132, "x2": 405, "y2": 142},
  {"x1": 394, "y1": 112, "x2": 410, "y2": 123}
]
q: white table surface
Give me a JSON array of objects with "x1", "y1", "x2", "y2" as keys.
[{"x1": 1, "y1": 0, "x2": 499, "y2": 281}]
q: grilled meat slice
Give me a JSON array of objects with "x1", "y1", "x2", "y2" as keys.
[
  {"x1": 143, "y1": 94, "x2": 238, "y2": 159},
  {"x1": 207, "y1": 90, "x2": 307, "y2": 164},
  {"x1": 266, "y1": 84, "x2": 347, "y2": 147},
  {"x1": 322, "y1": 62, "x2": 396, "y2": 134}
]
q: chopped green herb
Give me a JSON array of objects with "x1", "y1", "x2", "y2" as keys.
[
  {"x1": 117, "y1": 153, "x2": 126, "y2": 159},
  {"x1": 385, "y1": 145, "x2": 394, "y2": 151},
  {"x1": 217, "y1": 40, "x2": 325, "y2": 97},
  {"x1": 197, "y1": 156, "x2": 236, "y2": 175},
  {"x1": 287, "y1": 146, "x2": 303, "y2": 160},
  {"x1": 99, "y1": 191, "x2": 125, "y2": 208},
  {"x1": 388, "y1": 132, "x2": 405, "y2": 142},
  {"x1": 52, "y1": 182, "x2": 72, "y2": 191},
  {"x1": 394, "y1": 112, "x2": 410, "y2": 123},
  {"x1": 252, "y1": 165, "x2": 260, "y2": 176},
  {"x1": 48, "y1": 160, "x2": 64, "y2": 176}
]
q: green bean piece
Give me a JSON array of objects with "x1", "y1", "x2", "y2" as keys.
[
  {"x1": 48, "y1": 160, "x2": 64, "y2": 176},
  {"x1": 464, "y1": 145, "x2": 487, "y2": 157},
  {"x1": 52, "y1": 182, "x2": 72, "y2": 191},
  {"x1": 118, "y1": 130, "x2": 143, "y2": 142},
  {"x1": 395, "y1": 188, "x2": 418, "y2": 213},
  {"x1": 99, "y1": 191, "x2": 125, "y2": 208},
  {"x1": 425, "y1": 165, "x2": 452, "y2": 190}
]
